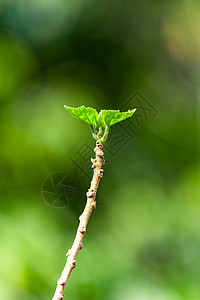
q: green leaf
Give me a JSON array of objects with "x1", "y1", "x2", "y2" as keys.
[
  {"x1": 95, "y1": 112, "x2": 107, "y2": 128},
  {"x1": 64, "y1": 105, "x2": 98, "y2": 126},
  {"x1": 100, "y1": 109, "x2": 137, "y2": 126},
  {"x1": 64, "y1": 105, "x2": 137, "y2": 144}
]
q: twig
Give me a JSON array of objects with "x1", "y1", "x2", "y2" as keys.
[{"x1": 52, "y1": 141, "x2": 105, "y2": 300}]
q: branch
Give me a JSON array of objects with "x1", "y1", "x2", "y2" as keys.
[{"x1": 52, "y1": 141, "x2": 105, "y2": 300}]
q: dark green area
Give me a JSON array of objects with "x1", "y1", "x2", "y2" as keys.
[{"x1": 0, "y1": 1, "x2": 200, "y2": 299}]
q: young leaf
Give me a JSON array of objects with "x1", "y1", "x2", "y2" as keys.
[
  {"x1": 64, "y1": 105, "x2": 137, "y2": 144},
  {"x1": 100, "y1": 109, "x2": 136, "y2": 126},
  {"x1": 95, "y1": 112, "x2": 107, "y2": 129},
  {"x1": 64, "y1": 105, "x2": 98, "y2": 126}
]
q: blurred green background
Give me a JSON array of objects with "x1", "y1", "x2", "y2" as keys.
[{"x1": 0, "y1": 1, "x2": 200, "y2": 299}]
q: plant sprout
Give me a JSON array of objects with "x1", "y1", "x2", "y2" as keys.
[{"x1": 52, "y1": 105, "x2": 136, "y2": 300}]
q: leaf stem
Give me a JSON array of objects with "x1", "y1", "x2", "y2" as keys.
[{"x1": 52, "y1": 141, "x2": 105, "y2": 300}]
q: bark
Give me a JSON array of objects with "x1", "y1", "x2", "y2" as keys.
[{"x1": 52, "y1": 141, "x2": 105, "y2": 300}]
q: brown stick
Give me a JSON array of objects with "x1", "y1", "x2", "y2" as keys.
[{"x1": 52, "y1": 141, "x2": 105, "y2": 300}]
